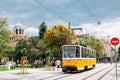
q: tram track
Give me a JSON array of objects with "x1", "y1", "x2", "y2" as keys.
[
  {"x1": 39, "y1": 73, "x2": 72, "y2": 80},
  {"x1": 97, "y1": 67, "x2": 114, "y2": 80},
  {"x1": 39, "y1": 65, "x2": 114, "y2": 80},
  {"x1": 82, "y1": 66, "x2": 114, "y2": 80}
]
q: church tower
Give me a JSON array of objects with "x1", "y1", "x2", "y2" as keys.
[{"x1": 13, "y1": 23, "x2": 25, "y2": 41}]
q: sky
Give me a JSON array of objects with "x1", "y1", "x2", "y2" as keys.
[{"x1": 0, "y1": 0, "x2": 120, "y2": 39}]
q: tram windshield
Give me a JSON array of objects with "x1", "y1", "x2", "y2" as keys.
[{"x1": 63, "y1": 46, "x2": 75, "y2": 58}]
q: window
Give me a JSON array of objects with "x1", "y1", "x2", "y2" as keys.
[
  {"x1": 16, "y1": 29, "x2": 18, "y2": 34},
  {"x1": 81, "y1": 47, "x2": 86, "y2": 57},
  {"x1": 75, "y1": 46, "x2": 80, "y2": 58},
  {"x1": 63, "y1": 46, "x2": 75, "y2": 58},
  {"x1": 86, "y1": 49, "x2": 89, "y2": 58},
  {"x1": 19, "y1": 29, "x2": 21, "y2": 34}
]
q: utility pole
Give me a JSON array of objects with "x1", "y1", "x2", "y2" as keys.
[{"x1": 68, "y1": 22, "x2": 70, "y2": 29}]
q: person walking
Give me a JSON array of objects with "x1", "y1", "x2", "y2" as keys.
[
  {"x1": 51, "y1": 59, "x2": 55, "y2": 70},
  {"x1": 55, "y1": 59, "x2": 61, "y2": 70}
]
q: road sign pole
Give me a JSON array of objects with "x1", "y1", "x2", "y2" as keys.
[
  {"x1": 115, "y1": 46, "x2": 118, "y2": 80},
  {"x1": 110, "y1": 37, "x2": 119, "y2": 80}
]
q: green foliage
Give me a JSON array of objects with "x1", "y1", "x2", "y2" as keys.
[
  {"x1": 38, "y1": 22, "x2": 47, "y2": 40},
  {"x1": 75, "y1": 35, "x2": 88, "y2": 46},
  {"x1": 21, "y1": 48, "x2": 27, "y2": 56},
  {"x1": 14, "y1": 37, "x2": 47, "y2": 63},
  {"x1": 14, "y1": 39, "x2": 28, "y2": 61},
  {"x1": 31, "y1": 37, "x2": 46, "y2": 57},
  {"x1": 0, "y1": 30, "x2": 12, "y2": 42},
  {"x1": 44, "y1": 47, "x2": 60, "y2": 60},
  {"x1": 0, "y1": 66, "x2": 6, "y2": 71},
  {"x1": 0, "y1": 17, "x2": 8, "y2": 29},
  {"x1": 118, "y1": 46, "x2": 120, "y2": 58},
  {"x1": 45, "y1": 50, "x2": 51, "y2": 56},
  {"x1": 50, "y1": 47, "x2": 60, "y2": 59},
  {"x1": 28, "y1": 49, "x2": 39, "y2": 63},
  {"x1": 0, "y1": 17, "x2": 12, "y2": 57},
  {"x1": 3, "y1": 45, "x2": 14, "y2": 60},
  {"x1": 87, "y1": 36, "x2": 104, "y2": 57},
  {"x1": 44, "y1": 24, "x2": 75, "y2": 60}
]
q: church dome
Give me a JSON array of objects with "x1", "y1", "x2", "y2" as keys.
[
  {"x1": 24, "y1": 26, "x2": 39, "y2": 37},
  {"x1": 13, "y1": 23, "x2": 26, "y2": 29}
]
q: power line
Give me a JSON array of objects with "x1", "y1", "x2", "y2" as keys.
[
  {"x1": 78, "y1": 0, "x2": 101, "y2": 24},
  {"x1": 34, "y1": 0, "x2": 66, "y2": 21}
]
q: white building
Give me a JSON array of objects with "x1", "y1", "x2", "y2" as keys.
[{"x1": 101, "y1": 39, "x2": 114, "y2": 61}]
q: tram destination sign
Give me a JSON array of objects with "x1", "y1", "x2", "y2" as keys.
[{"x1": 110, "y1": 37, "x2": 119, "y2": 46}]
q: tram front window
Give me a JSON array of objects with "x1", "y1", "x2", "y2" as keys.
[{"x1": 63, "y1": 46, "x2": 75, "y2": 58}]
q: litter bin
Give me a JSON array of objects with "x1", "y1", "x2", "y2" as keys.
[{"x1": 6, "y1": 62, "x2": 11, "y2": 70}]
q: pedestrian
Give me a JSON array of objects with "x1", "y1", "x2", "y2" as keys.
[
  {"x1": 51, "y1": 60, "x2": 55, "y2": 70},
  {"x1": 55, "y1": 59, "x2": 61, "y2": 70},
  {"x1": 34, "y1": 59, "x2": 38, "y2": 68}
]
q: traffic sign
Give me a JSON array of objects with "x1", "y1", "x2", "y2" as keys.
[{"x1": 110, "y1": 37, "x2": 119, "y2": 46}]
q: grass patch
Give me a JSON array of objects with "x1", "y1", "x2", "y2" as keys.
[
  {"x1": 0, "y1": 64, "x2": 32, "y2": 71},
  {"x1": 0, "y1": 66, "x2": 6, "y2": 71}
]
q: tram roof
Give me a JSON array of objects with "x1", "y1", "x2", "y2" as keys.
[{"x1": 62, "y1": 44, "x2": 96, "y2": 51}]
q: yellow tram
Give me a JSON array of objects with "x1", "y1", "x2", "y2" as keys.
[{"x1": 62, "y1": 44, "x2": 96, "y2": 72}]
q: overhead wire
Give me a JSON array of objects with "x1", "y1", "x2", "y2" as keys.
[
  {"x1": 34, "y1": 0, "x2": 66, "y2": 22},
  {"x1": 78, "y1": 0, "x2": 101, "y2": 24}
]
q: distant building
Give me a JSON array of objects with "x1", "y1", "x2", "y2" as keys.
[
  {"x1": 76, "y1": 34, "x2": 89, "y2": 38},
  {"x1": 9, "y1": 23, "x2": 39, "y2": 42},
  {"x1": 101, "y1": 39, "x2": 114, "y2": 61}
]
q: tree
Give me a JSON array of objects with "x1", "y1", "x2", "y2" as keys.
[
  {"x1": 31, "y1": 37, "x2": 46, "y2": 58},
  {"x1": 0, "y1": 17, "x2": 12, "y2": 58},
  {"x1": 44, "y1": 24, "x2": 75, "y2": 48},
  {"x1": 38, "y1": 22, "x2": 47, "y2": 40},
  {"x1": 0, "y1": 17, "x2": 10, "y2": 42},
  {"x1": 14, "y1": 39, "x2": 28, "y2": 63},
  {"x1": 44, "y1": 24, "x2": 75, "y2": 61},
  {"x1": 0, "y1": 17, "x2": 8, "y2": 30},
  {"x1": 87, "y1": 36, "x2": 104, "y2": 61}
]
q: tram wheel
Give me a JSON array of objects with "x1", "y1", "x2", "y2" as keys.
[{"x1": 84, "y1": 66, "x2": 88, "y2": 70}]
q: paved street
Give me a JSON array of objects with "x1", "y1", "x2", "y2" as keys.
[
  {"x1": 0, "y1": 63, "x2": 120, "y2": 80},
  {"x1": 101, "y1": 62, "x2": 120, "y2": 80}
]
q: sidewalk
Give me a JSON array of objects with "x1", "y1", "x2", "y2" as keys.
[
  {"x1": 0, "y1": 63, "x2": 120, "y2": 80},
  {"x1": 0, "y1": 68, "x2": 45, "y2": 80},
  {"x1": 101, "y1": 62, "x2": 120, "y2": 80}
]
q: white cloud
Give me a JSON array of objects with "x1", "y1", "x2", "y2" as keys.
[{"x1": 72, "y1": 18, "x2": 120, "y2": 39}]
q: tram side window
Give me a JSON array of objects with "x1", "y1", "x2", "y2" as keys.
[
  {"x1": 76, "y1": 46, "x2": 80, "y2": 58},
  {"x1": 90, "y1": 50, "x2": 92, "y2": 58},
  {"x1": 82, "y1": 47, "x2": 86, "y2": 57},
  {"x1": 91, "y1": 51, "x2": 93, "y2": 58},
  {"x1": 93, "y1": 51, "x2": 96, "y2": 58},
  {"x1": 86, "y1": 49, "x2": 89, "y2": 58},
  {"x1": 91, "y1": 51, "x2": 96, "y2": 58}
]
